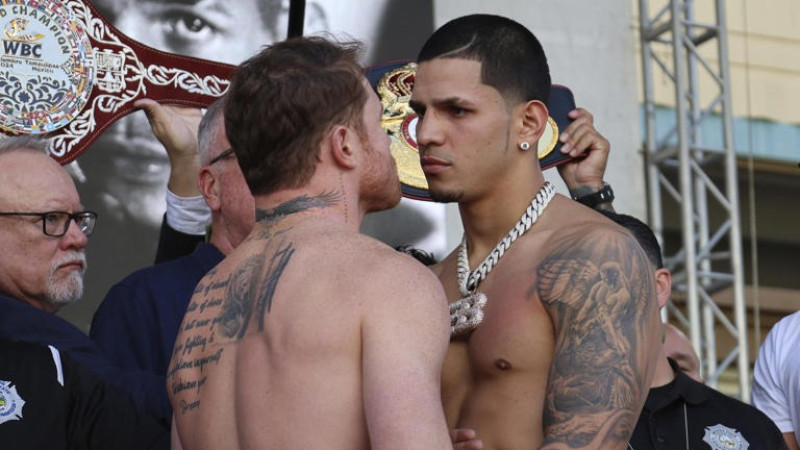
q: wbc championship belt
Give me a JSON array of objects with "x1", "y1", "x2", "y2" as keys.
[{"x1": 0, "y1": 0, "x2": 235, "y2": 164}]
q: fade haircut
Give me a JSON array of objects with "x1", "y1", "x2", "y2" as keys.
[
  {"x1": 417, "y1": 14, "x2": 551, "y2": 106},
  {"x1": 224, "y1": 36, "x2": 368, "y2": 196},
  {"x1": 599, "y1": 210, "x2": 665, "y2": 270}
]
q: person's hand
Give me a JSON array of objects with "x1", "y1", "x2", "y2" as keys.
[
  {"x1": 451, "y1": 428, "x2": 483, "y2": 450},
  {"x1": 556, "y1": 107, "x2": 610, "y2": 193},
  {"x1": 135, "y1": 99, "x2": 204, "y2": 197}
]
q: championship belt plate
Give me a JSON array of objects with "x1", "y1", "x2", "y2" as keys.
[
  {"x1": 366, "y1": 60, "x2": 577, "y2": 201},
  {"x1": 0, "y1": 0, "x2": 235, "y2": 164}
]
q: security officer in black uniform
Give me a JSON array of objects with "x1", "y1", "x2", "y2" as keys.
[
  {"x1": 0, "y1": 338, "x2": 168, "y2": 450},
  {"x1": 598, "y1": 212, "x2": 787, "y2": 450}
]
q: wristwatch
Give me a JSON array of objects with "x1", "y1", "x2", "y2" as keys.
[{"x1": 572, "y1": 182, "x2": 615, "y2": 208}]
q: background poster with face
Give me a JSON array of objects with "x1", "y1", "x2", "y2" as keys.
[{"x1": 63, "y1": 0, "x2": 443, "y2": 330}]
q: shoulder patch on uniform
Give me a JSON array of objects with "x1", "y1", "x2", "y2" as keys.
[{"x1": 0, "y1": 380, "x2": 25, "y2": 425}]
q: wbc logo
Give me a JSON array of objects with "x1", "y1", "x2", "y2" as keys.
[
  {"x1": 2, "y1": 17, "x2": 44, "y2": 58},
  {"x1": 0, "y1": 1, "x2": 95, "y2": 135}
]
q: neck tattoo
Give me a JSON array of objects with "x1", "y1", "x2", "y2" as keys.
[
  {"x1": 449, "y1": 181, "x2": 555, "y2": 337},
  {"x1": 339, "y1": 173, "x2": 349, "y2": 223},
  {"x1": 255, "y1": 192, "x2": 340, "y2": 225}
]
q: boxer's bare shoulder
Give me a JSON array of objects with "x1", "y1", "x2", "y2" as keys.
[{"x1": 535, "y1": 220, "x2": 661, "y2": 449}]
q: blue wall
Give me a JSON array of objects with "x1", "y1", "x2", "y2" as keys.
[{"x1": 643, "y1": 106, "x2": 800, "y2": 164}]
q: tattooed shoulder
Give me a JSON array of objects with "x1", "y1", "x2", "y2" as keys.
[
  {"x1": 535, "y1": 227, "x2": 652, "y2": 309},
  {"x1": 534, "y1": 227, "x2": 658, "y2": 448},
  {"x1": 215, "y1": 240, "x2": 296, "y2": 340}
]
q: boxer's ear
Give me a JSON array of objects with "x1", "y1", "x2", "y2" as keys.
[{"x1": 327, "y1": 125, "x2": 357, "y2": 170}]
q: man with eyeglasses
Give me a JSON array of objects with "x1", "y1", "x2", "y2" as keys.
[
  {"x1": 0, "y1": 212, "x2": 96, "y2": 241},
  {"x1": 89, "y1": 98, "x2": 255, "y2": 423},
  {"x1": 0, "y1": 137, "x2": 95, "y2": 313},
  {"x1": 66, "y1": 0, "x2": 328, "y2": 333},
  {"x1": 67, "y1": 0, "x2": 446, "y2": 341},
  {"x1": 0, "y1": 136, "x2": 171, "y2": 427}
]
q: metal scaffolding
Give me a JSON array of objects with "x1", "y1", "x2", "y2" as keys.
[{"x1": 637, "y1": 0, "x2": 750, "y2": 399}]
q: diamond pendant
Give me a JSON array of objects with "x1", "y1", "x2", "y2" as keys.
[{"x1": 449, "y1": 292, "x2": 487, "y2": 337}]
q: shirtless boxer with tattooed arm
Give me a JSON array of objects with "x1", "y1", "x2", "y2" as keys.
[
  {"x1": 410, "y1": 15, "x2": 662, "y2": 449},
  {"x1": 167, "y1": 37, "x2": 454, "y2": 449}
]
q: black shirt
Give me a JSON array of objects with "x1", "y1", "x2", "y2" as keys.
[
  {"x1": 0, "y1": 339, "x2": 168, "y2": 450},
  {"x1": 630, "y1": 358, "x2": 787, "y2": 449}
]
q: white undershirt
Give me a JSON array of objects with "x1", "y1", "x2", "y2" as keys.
[{"x1": 165, "y1": 190, "x2": 210, "y2": 236}]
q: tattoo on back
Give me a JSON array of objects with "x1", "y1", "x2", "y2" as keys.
[
  {"x1": 256, "y1": 244, "x2": 294, "y2": 331},
  {"x1": 218, "y1": 256, "x2": 265, "y2": 340},
  {"x1": 217, "y1": 241, "x2": 296, "y2": 340},
  {"x1": 170, "y1": 196, "x2": 323, "y2": 415},
  {"x1": 168, "y1": 239, "x2": 297, "y2": 416},
  {"x1": 534, "y1": 232, "x2": 656, "y2": 448}
]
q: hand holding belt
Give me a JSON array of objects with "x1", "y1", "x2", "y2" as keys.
[{"x1": 0, "y1": 0, "x2": 235, "y2": 164}]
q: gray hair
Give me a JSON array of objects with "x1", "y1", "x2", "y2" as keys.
[
  {"x1": 0, "y1": 135, "x2": 51, "y2": 157},
  {"x1": 197, "y1": 98, "x2": 226, "y2": 165},
  {"x1": 0, "y1": 135, "x2": 82, "y2": 180}
]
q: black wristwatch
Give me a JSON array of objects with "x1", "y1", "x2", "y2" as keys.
[{"x1": 572, "y1": 182, "x2": 614, "y2": 208}]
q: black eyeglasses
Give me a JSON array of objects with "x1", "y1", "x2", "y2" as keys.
[
  {"x1": 0, "y1": 211, "x2": 98, "y2": 237},
  {"x1": 208, "y1": 148, "x2": 234, "y2": 166}
]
